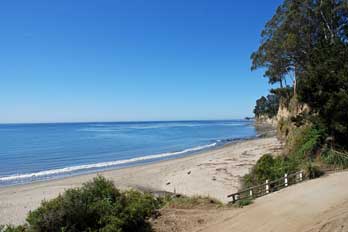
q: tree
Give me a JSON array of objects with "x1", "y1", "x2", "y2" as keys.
[
  {"x1": 297, "y1": 38, "x2": 348, "y2": 147},
  {"x1": 252, "y1": 0, "x2": 348, "y2": 148},
  {"x1": 251, "y1": 0, "x2": 348, "y2": 89},
  {"x1": 254, "y1": 94, "x2": 279, "y2": 118},
  {"x1": 251, "y1": 0, "x2": 310, "y2": 87}
]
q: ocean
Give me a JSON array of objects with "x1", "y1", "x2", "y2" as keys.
[{"x1": 0, "y1": 120, "x2": 256, "y2": 186}]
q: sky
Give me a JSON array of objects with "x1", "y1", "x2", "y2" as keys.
[{"x1": 0, "y1": 0, "x2": 282, "y2": 123}]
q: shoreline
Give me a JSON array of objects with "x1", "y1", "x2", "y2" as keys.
[
  {"x1": 0, "y1": 134, "x2": 260, "y2": 189},
  {"x1": 0, "y1": 137, "x2": 256, "y2": 188},
  {"x1": 0, "y1": 136, "x2": 259, "y2": 188},
  {"x1": 0, "y1": 134, "x2": 262, "y2": 189},
  {"x1": 0, "y1": 140, "x2": 224, "y2": 188},
  {"x1": 0, "y1": 136, "x2": 281, "y2": 225}
]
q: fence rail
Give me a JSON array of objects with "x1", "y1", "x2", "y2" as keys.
[{"x1": 228, "y1": 171, "x2": 304, "y2": 203}]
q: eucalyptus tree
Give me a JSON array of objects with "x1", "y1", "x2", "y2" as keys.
[
  {"x1": 252, "y1": 0, "x2": 348, "y2": 147},
  {"x1": 251, "y1": 0, "x2": 348, "y2": 90}
]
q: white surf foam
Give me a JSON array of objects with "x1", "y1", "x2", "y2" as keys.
[{"x1": 0, "y1": 142, "x2": 217, "y2": 182}]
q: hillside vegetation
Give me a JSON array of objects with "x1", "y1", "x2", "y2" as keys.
[
  {"x1": 250, "y1": 0, "x2": 348, "y2": 186},
  {"x1": 0, "y1": 176, "x2": 163, "y2": 232},
  {"x1": 1, "y1": 1, "x2": 347, "y2": 231}
]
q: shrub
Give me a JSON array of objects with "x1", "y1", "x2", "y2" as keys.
[
  {"x1": 0, "y1": 225, "x2": 27, "y2": 232},
  {"x1": 120, "y1": 190, "x2": 162, "y2": 231},
  {"x1": 322, "y1": 149, "x2": 348, "y2": 169},
  {"x1": 289, "y1": 125, "x2": 326, "y2": 160},
  {"x1": 244, "y1": 124, "x2": 328, "y2": 187},
  {"x1": 9, "y1": 176, "x2": 162, "y2": 232},
  {"x1": 303, "y1": 162, "x2": 324, "y2": 179},
  {"x1": 236, "y1": 199, "x2": 253, "y2": 208},
  {"x1": 243, "y1": 154, "x2": 298, "y2": 187}
]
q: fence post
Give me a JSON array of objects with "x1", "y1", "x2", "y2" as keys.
[
  {"x1": 266, "y1": 180, "x2": 269, "y2": 194},
  {"x1": 284, "y1": 173, "x2": 288, "y2": 187},
  {"x1": 299, "y1": 171, "x2": 303, "y2": 182},
  {"x1": 249, "y1": 189, "x2": 253, "y2": 198}
]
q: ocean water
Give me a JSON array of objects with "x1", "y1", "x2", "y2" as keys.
[{"x1": 0, "y1": 120, "x2": 256, "y2": 186}]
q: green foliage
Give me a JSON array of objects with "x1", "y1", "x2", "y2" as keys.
[
  {"x1": 236, "y1": 199, "x2": 253, "y2": 208},
  {"x1": 254, "y1": 94, "x2": 279, "y2": 118},
  {"x1": 10, "y1": 176, "x2": 162, "y2": 232},
  {"x1": 120, "y1": 190, "x2": 163, "y2": 232},
  {"x1": 290, "y1": 125, "x2": 326, "y2": 160},
  {"x1": 270, "y1": 87, "x2": 293, "y2": 108},
  {"x1": 251, "y1": 0, "x2": 348, "y2": 87},
  {"x1": 0, "y1": 225, "x2": 27, "y2": 232},
  {"x1": 303, "y1": 162, "x2": 324, "y2": 179},
  {"x1": 322, "y1": 149, "x2": 348, "y2": 169},
  {"x1": 297, "y1": 39, "x2": 348, "y2": 148},
  {"x1": 244, "y1": 125, "x2": 326, "y2": 187},
  {"x1": 254, "y1": 87, "x2": 294, "y2": 121},
  {"x1": 243, "y1": 154, "x2": 298, "y2": 187},
  {"x1": 252, "y1": 0, "x2": 348, "y2": 149}
]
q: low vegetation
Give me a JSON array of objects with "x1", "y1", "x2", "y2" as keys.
[
  {"x1": 164, "y1": 195, "x2": 223, "y2": 209},
  {"x1": 1, "y1": 176, "x2": 163, "y2": 232},
  {"x1": 243, "y1": 125, "x2": 327, "y2": 188},
  {"x1": 243, "y1": 154, "x2": 297, "y2": 188},
  {"x1": 321, "y1": 149, "x2": 348, "y2": 169},
  {"x1": 0, "y1": 177, "x2": 227, "y2": 232},
  {"x1": 236, "y1": 199, "x2": 253, "y2": 208}
]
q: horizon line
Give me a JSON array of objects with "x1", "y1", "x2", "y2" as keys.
[{"x1": 0, "y1": 118, "x2": 254, "y2": 125}]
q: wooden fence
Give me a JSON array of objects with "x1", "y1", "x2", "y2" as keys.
[{"x1": 228, "y1": 171, "x2": 304, "y2": 203}]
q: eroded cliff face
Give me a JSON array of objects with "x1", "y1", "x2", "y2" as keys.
[
  {"x1": 256, "y1": 97, "x2": 310, "y2": 140},
  {"x1": 276, "y1": 104, "x2": 291, "y2": 121},
  {"x1": 276, "y1": 97, "x2": 310, "y2": 140},
  {"x1": 255, "y1": 115, "x2": 278, "y2": 127}
]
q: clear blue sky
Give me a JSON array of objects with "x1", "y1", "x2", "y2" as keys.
[{"x1": 0, "y1": 0, "x2": 282, "y2": 123}]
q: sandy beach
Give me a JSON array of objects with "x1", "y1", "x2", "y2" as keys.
[{"x1": 0, "y1": 136, "x2": 281, "y2": 225}]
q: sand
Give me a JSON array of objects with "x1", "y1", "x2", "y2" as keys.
[
  {"x1": 153, "y1": 171, "x2": 348, "y2": 232},
  {"x1": 0, "y1": 137, "x2": 281, "y2": 226},
  {"x1": 198, "y1": 171, "x2": 348, "y2": 232}
]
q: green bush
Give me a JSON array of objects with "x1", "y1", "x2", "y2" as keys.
[
  {"x1": 290, "y1": 125, "x2": 325, "y2": 160},
  {"x1": 0, "y1": 225, "x2": 27, "y2": 232},
  {"x1": 7, "y1": 176, "x2": 162, "y2": 232},
  {"x1": 322, "y1": 149, "x2": 348, "y2": 169},
  {"x1": 243, "y1": 125, "x2": 326, "y2": 187},
  {"x1": 243, "y1": 154, "x2": 298, "y2": 187},
  {"x1": 236, "y1": 199, "x2": 253, "y2": 208},
  {"x1": 303, "y1": 162, "x2": 324, "y2": 179}
]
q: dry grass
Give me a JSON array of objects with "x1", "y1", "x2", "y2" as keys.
[{"x1": 164, "y1": 196, "x2": 223, "y2": 209}]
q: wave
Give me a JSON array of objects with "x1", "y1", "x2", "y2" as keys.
[
  {"x1": 79, "y1": 121, "x2": 249, "y2": 132},
  {"x1": 0, "y1": 142, "x2": 217, "y2": 182}
]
